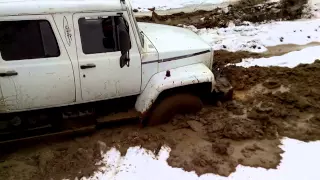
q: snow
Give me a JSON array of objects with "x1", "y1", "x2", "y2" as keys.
[
  {"x1": 131, "y1": 0, "x2": 235, "y2": 11},
  {"x1": 234, "y1": 46, "x2": 320, "y2": 68},
  {"x1": 83, "y1": 138, "x2": 320, "y2": 180},
  {"x1": 184, "y1": 19, "x2": 320, "y2": 53}
]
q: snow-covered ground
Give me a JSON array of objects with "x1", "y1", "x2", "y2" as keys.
[
  {"x1": 174, "y1": 0, "x2": 320, "y2": 69},
  {"x1": 83, "y1": 138, "x2": 320, "y2": 180},
  {"x1": 235, "y1": 46, "x2": 320, "y2": 68},
  {"x1": 184, "y1": 19, "x2": 320, "y2": 53}
]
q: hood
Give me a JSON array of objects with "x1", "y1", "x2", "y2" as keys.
[{"x1": 138, "y1": 22, "x2": 212, "y2": 60}]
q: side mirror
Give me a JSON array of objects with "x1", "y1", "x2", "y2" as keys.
[{"x1": 117, "y1": 18, "x2": 131, "y2": 68}]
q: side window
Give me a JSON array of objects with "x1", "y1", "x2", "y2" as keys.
[
  {"x1": 78, "y1": 16, "x2": 130, "y2": 55},
  {"x1": 0, "y1": 20, "x2": 60, "y2": 61}
]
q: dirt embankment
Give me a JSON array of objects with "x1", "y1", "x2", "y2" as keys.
[{"x1": 136, "y1": 0, "x2": 310, "y2": 28}]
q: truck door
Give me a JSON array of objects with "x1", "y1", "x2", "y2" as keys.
[
  {"x1": 0, "y1": 15, "x2": 76, "y2": 112},
  {"x1": 73, "y1": 12, "x2": 142, "y2": 101}
]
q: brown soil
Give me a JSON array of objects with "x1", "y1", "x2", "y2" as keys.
[{"x1": 136, "y1": 0, "x2": 310, "y2": 28}]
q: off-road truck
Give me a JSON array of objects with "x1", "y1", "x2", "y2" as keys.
[{"x1": 0, "y1": 0, "x2": 232, "y2": 141}]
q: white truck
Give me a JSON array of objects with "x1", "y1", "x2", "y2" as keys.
[{"x1": 0, "y1": 0, "x2": 231, "y2": 137}]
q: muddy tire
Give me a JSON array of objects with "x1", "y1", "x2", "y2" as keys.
[{"x1": 147, "y1": 93, "x2": 203, "y2": 126}]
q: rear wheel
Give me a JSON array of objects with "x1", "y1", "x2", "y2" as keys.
[{"x1": 147, "y1": 93, "x2": 203, "y2": 126}]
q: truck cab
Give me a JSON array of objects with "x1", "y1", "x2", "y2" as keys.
[{"x1": 0, "y1": 0, "x2": 219, "y2": 131}]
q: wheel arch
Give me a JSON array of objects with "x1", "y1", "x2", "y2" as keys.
[{"x1": 135, "y1": 63, "x2": 215, "y2": 117}]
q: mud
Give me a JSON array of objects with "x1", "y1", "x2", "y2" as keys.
[
  {"x1": 0, "y1": 139, "x2": 105, "y2": 180},
  {"x1": 136, "y1": 0, "x2": 310, "y2": 28},
  {"x1": 165, "y1": 58, "x2": 320, "y2": 175},
  {"x1": 225, "y1": 59, "x2": 320, "y2": 142},
  {"x1": 2, "y1": 57, "x2": 320, "y2": 179}
]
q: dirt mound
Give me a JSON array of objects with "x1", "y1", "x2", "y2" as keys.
[{"x1": 136, "y1": 0, "x2": 310, "y2": 28}]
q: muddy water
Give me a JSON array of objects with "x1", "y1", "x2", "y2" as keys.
[{"x1": 265, "y1": 42, "x2": 320, "y2": 56}]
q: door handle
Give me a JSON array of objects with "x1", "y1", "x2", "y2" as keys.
[
  {"x1": 80, "y1": 63, "x2": 96, "y2": 69},
  {"x1": 0, "y1": 70, "x2": 18, "y2": 77}
]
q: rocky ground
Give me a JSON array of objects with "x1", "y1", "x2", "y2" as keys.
[{"x1": 1, "y1": 0, "x2": 320, "y2": 180}]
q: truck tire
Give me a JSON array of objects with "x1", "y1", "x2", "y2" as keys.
[{"x1": 147, "y1": 93, "x2": 203, "y2": 126}]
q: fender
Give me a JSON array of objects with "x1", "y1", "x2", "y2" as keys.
[{"x1": 135, "y1": 63, "x2": 216, "y2": 114}]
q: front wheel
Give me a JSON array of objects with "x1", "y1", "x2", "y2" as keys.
[{"x1": 147, "y1": 93, "x2": 203, "y2": 126}]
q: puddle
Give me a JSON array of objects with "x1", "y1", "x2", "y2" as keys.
[
  {"x1": 234, "y1": 83, "x2": 290, "y2": 101},
  {"x1": 265, "y1": 42, "x2": 320, "y2": 57}
]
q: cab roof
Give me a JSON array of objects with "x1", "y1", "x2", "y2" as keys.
[{"x1": 0, "y1": 0, "x2": 127, "y2": 17}]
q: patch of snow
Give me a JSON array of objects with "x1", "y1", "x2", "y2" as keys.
[
  {"x1": 82, "y1": 138, "x2": 320, "y2": 180},
  {"x1": 184, "y1": 19, "x2": 320, "y2": 52},
  {"x1": 268, "y1": 0, "x2": 280, "y2": 2},
  {"x1": 234, "y1": 46, "x2": 320, "y2": 68},
  {"x1": 309, "y1": 0, "x2": 320, "y2": 18}
]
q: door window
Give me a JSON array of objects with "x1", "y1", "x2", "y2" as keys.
[
  {"x1": 0, "y1": 20, "x2": 60, "y2": 61},
  {"x1": 78, "y1": 16, "x2": 130, "y2": 55}
]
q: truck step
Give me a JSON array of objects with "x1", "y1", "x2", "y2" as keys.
[{"x1": 96, "y1": 109, "x2": 140, "y2": 124}]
